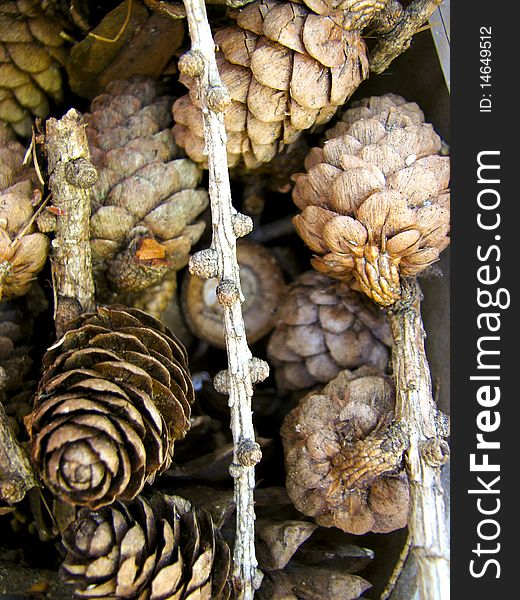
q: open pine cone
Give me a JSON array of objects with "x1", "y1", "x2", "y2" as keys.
[
  {"x1": 0, "y1": 0, "x2": 67, "y2": 137},
  {"x1": 61, "y1": 492, "x2": 231, "y2": 600},
  {"x1": 293, "y1": 93, "x2": 450, "y2": 306},
  {"x1": 0, "y1": 124, "x2": 49, "y2": 301},
  {"x1": 173, "y1": 0, "x2": 388, "y2": 169},
  {"x1": 281, "y1": 366, "x2": 409, "y2": 534},
  {"x1": 267, "y1": 271, "x2": 391, "y2": 391},
  {"x1": 86, "y1": 78, "x2": 208, "y2": 302},
  {"x1": 28, "y1": 306, "x2": 194, "y2": 509},
  {"x1": 182, "y1": 240, "x2": 286, "y2": 348}
]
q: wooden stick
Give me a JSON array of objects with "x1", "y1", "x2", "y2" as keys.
[
  {"x1": 370, "y1": 0, "x2": 444, "y2": 74},
  {"x1": 0, "y1": 401, "x2": 37, "y2": 504},
  {"x1": 45, "y1": 109, "x2": 97, "y2": 337},
  {"x1": 179, "y1": 1, "x2": 268, "y2": 597},
  {"x1": 385, "y1": 279, "x2": 450, "y2": 600}
]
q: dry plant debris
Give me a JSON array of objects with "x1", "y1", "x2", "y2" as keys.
[{"x1": 0, "y1": 0, "x2": 449, "y2": 598}]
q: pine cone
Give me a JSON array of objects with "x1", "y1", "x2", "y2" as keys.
[
  {"x1": 281, "y1": 366, "x2": 409, "y2": 534},
  {"x1": 173, "y1": 0, "x2": 388, "y2": 169},
  {"x1": 28, "y1": 306, "x2": 195, "y2": 509},
  {"x1": 182, "y1": 240, "x2": 286, "y2": 348},
  {"x1": 0, "y1": 0, "x2": 67, "y2": 137},
  {"x1": 60, "y1": 492, "x2": 231, "y2": 600},
  {"x1": 293, "y1": 93, "x2": 450, "y2": 307},
  {"x1": 0, "y1": 125, "x2": 49, "y2": 301},
  {"x1": 0, "y1": 300, "x2": 33, "y2": 394},
  {"x1": 86, "y1": 78, "x2": 208, "y2": 301},
  {"x1": 267, "y1": 271, "x2": 391, "y2": 391}
]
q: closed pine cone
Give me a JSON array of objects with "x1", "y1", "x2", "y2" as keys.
[
  {"x1": 267, "y1": 271, "x2": 391, "y2": 391},
  {"x1": 173, "y1": 0, "x2": 388, "y2": 169},
  {"x1": 86, "y1": 78, "x2": 208, "y2": 301},
  {"x1": 0, "y1": 300, "x2": 33, "y2": 395},
  {"x1": 28, "y1": 306, "x2": 194, "y2": 509},
  {"x1": 0, "y1": 124, "x2": 49, "y2": 301},
  {"x1": 0, "y1": 0, "x2": 67, "y2": 137},
  {"x1": 293, "y1": 93, "x2": 450, "y2": 306},
  {"x1": 281, "y1": 366, "x2": 409, "y2": 534},
  {"x1": 61, "y1": 493, "x2": 231, "y2": 600}
]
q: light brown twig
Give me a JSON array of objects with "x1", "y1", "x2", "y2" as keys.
[
  {"x1": 45, "y1": 109, "x2": 97, "y2": 337},
  {"x1": 0, "y1": 401, "x2": 37, "y2": 504},
  {"x1": 385, "y1": 279, "x2": 450, "y2": 600},
  {"x1": 370, "y1": 0, "x2": 444, "y2": 73},
  {"x1": 179, "y1": 1, "x2": 268, "y2": 598}
]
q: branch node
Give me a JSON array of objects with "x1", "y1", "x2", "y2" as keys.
[
  {"x1": 64, "y1": 157, "x2": 98, "y2": 189},
  {"x1": 249, "y1": 357, "x2": 269, "y2": 384},
  {"x1": 236, "y1": 439, "x2": 262, "y2": 467},
  {"x1": 232, "y1": 213, "x2": 254, "y2": 238},
  {"x1": 217, "y1": 279, "x2": 240, "y2": 306},
  {"x1": 189, "y1": 249, "x2": 219, "y2": 279},
  {"x1": 178, "y1": 49, "x2": 205, "y2": 77},
  {"x1": 214, "y1": 369, "x2": 230, "y2": 394},
  {"x1": 421, "y1": 438, "x2": 450, "y2": 467},
  {"x1": 206, "y1": 85, "x2": 232, "y2": 113},
  {"x1": 229, "y1": 462, "x2": 241, "y2": 478}
]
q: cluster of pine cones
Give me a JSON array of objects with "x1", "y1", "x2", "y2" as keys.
[{"x1": 0, "y1": 0, "x2": 449, "y2": 599}]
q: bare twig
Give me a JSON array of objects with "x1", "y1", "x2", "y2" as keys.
[
  {"x1": 0, "y1": 401, "x2": 37, "y2": 504},
  {"x1": 370, "y1": 0, "x2": 443, "y2": 73},
  {"x1": 384, "y1": 279, "x2": 450, "y2": 600},
  {"x1": 45, "y1": 109, "x2": 97, "y2": 337},
  {"x1": 179, "y1": 1, "x2": 268, "y2": 597}
]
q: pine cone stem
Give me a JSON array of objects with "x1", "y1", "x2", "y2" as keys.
[
  {"x1": 0, "y1": 402, "x2": 37, "y2": 504},
  {"x1": 180, "y1": 1, "x2": 267, "y2": 597},
  {"x1": 370, "y1": 0, "x2": 444, "y2": 73},
  {"x1": 386, "y1": 279, "x2": 449, "y2": 600},
  {"x1": 45, "y1": 109, "x2": 97, "y2": 336}
]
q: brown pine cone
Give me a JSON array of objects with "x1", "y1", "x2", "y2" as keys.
[
  {"x1": 60, "y1": 492, "x2": 231, "y2": 600},
  {"x1": 182, "y1": 240, "x2": 286, "y2": 348},
  {"x1": 267, "y1": 271, "x2": 391, "y2": 391},
  {"x1": 0, "y1": 300, "x2": 33, "y2": 395},
  {"x1": 281, "y1": 366, "x2": 409, "y2": 534},
  {"x1": 173, "y1": 0, "x2": 388, "y2": 169},
  {"x1": 27, "y1": 306, "x2": 195, "y2": 509},
  {"x1": 0, "y1": 125, "x2": 49, "y2": 301},
  {"x1": 293, "y1": 93, "x2": 450, "y2": 306},
  {"x1": 86, "y1": 78, "x2": 208, "y2": 302},
  {"x1": 0, "y1": 0, "x2": 67, "y2": 137}
]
